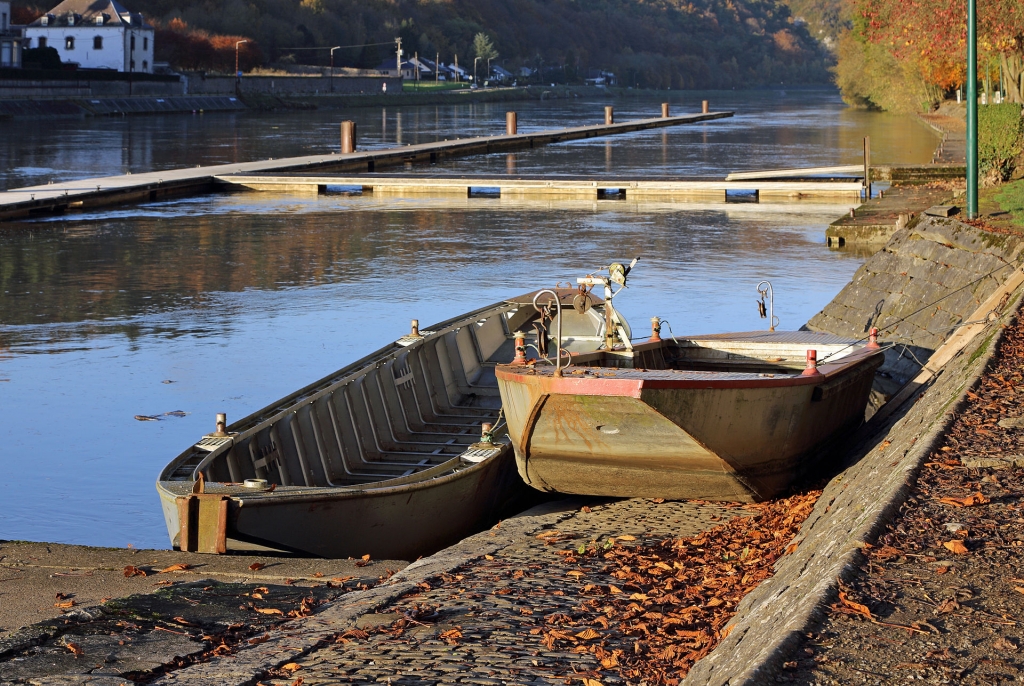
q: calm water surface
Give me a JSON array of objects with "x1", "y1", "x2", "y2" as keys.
[{"x1": 0, "y1": 90, "x2": 938, "y2": 549}]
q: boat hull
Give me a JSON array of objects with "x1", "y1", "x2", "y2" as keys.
[
  {"x1": 157, "y1": 446, "x2": 525, "y2": 559},
  {"x1": 497, "y1": 341, "x2": 883, "y2": 501}
]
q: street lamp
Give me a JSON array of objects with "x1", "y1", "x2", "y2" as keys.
[
  {"x1": 966, "y1": 0, "x2": 978, "y2": 218},
  {"x1": 474, "y1": 57, "x2": 479, "y2": 85},
  {"x1": 330, "y1": 46, "x2": 340, "y2": 93},
  {"x1": 487, "y1": 57, "x2": 492, "y2": 86},
  {"x1": 235, "y1": 39, "x2": 248, "y2": 92}
]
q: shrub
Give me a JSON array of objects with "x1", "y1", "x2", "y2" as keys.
[
  {"x1": 979, "y1": 103, "x2": 1024, "y2": 183},
  {"x1": 21, "y1": 47, "x2": 63, "y2": 70}
]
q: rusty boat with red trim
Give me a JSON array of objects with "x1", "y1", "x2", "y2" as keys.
[{"x1": 495, "y1": 263, "x2": 885, "y2": 502}]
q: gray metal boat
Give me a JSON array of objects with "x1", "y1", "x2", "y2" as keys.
[{"x1": 156, "y1": 289, "x2": 615, "y2": 559}]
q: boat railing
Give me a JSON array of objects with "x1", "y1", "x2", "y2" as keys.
[{"x1": 532, "y1": 289, "x2": 572, "y2": 377}]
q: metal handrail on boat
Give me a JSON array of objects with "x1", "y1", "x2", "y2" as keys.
[{"x1": 532, "y1": 289, "x2": 571, "y2": 377}]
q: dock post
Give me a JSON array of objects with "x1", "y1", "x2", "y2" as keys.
[
  {"x1": 863, "y1": 136, "x2": 871, "y2": 199},
  {"x1": 702, "y1": 100, "x2": 709, "y2": 114},
  {"x1": 341, "y1": 121, "x2": 357, "y2": 153},
  {"x1": 506, "y1": 111, "x2": 517, "y2": 135},
  {"x1": 605, "y1": 106, "x2": 614, "y2": 125},
  {"x1": 661, "y1": 102, "x2": 670, "y2": 118}
]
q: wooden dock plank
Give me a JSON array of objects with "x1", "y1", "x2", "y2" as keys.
[
  {"x1": 0, "y1": 112, "x2": 732, "y2": 221},
  {"x1": 724, "y1": 165, "x2": 864, "y2": 181}
]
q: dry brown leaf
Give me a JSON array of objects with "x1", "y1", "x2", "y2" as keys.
[
  {"x1": 249, "y1": 562, "x2": 266, "y2": 571},
  {"x1": 66, "y1": 642, "x2": 84, "y2": 657},
  {"x1": 159, "y1": 563, "x2": 191, "y2": 573},
  {"x1": 255, "y1": 607, "x2": 284, "y2": 615},
  {"x1": 54, "y1": 600, "x2": 75, "y2": 609},
  {"x1": 312, "y1": 572, "x2": 324, "y2": 578},
  {"x1": 281, "y1": 663, "x2": 302, "y2": 672},
  {"x1": 576, "y1": 628, "x2": 600, "y2": 640},
  {"x1": 938, "y1": 492, "x2": 990, "y2": 508},
  {"x1": 439, "y1": 629, "x2": 463, "y2": 641},
  {"x1": 838, "y1": 591, "x2": 873, "y2": 620},
  {"x1": 608, "y1": 585, "x2": 623, "y2": 594},
  {"x1": 248, "y1": 634, "x2": 270, "y2": 645},
  {"x1": 123, "y1": 565, "x2": 147, "y2": 578},
  {"x1": 943, "y1": 540, "x2": 969, "y2": 555},
  {"x1": 567, "y1": 570, "x2": 585, "y2": 578},
  {"x1": 616, "y1": 535, "x2": 637, "y2": 541},
  {"x1": 582, "y1": 679, "x2": 604, "y2": 686}
]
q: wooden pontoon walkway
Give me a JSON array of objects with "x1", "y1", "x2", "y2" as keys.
[
  {"x1": 0, "y1": 112, "x2": 731, "y2": 221},
  {"x1": 218, "y1": 172, "x2": 864, "y2": 200}
]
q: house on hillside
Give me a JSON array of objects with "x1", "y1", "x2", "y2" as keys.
[
  {"x1": 491, "y1": 65, "x2": 513, "y2": 83},
  {"x1": 23, "y1": 0, "x2": 154, "y2": 73},
  {"x1": 1, "y1": 0, "x2": 23, "y2": 68}
]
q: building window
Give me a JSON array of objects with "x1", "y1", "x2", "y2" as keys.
[
  {"x1": 38, "y1": 37, "x2": 47, "y2": 48},
  {"x1": 65, "y1": 36, "x2": 74, "y2": 50},
  {"x1": 93, "y1": 36, "x2": 103, "y2": 49},
  {"x1": 130, "y1": 35, "x2": 135, "y2": 50},
  {"x1": 143, "y1": 36, "x2": 148, "y2": 50}
]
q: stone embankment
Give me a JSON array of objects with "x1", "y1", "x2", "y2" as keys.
[{"x1": 809, "y1": 216, "x2": 1024, "y2": 404}]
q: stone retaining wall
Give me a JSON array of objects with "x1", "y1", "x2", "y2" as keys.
[{"x1": 807, "y1": 215, "x2": 1024, "y2": 402}]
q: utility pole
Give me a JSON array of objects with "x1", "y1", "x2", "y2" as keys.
[
  {"x1": 395, "y1": 37, "x2": 402, "y2": 79},
  {"x1": 436, "y1": 52, "x2": 439, "y2": 83},
  {"x1": 966, "y1": 0, "x2": 978, "y2": 218},
  {"x1": 474, "y1": 56, "x2": 479, "y2": 85}
]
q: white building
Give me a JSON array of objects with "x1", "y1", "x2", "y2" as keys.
[
  {"x1": 1, "y1": 0, "x2": 23, "y2": 68},
  {"x1": 23, "y1": 0, "x2": 154, "y2": 73}
]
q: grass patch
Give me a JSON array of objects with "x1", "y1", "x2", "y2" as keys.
[{"x1": 993, "y1": 179, "x2": 1024, "y2": 227}]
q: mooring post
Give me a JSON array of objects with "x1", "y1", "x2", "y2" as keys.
[
  {"x1": 506, "y1": 111, "x2": 517, "y2": 135},
  {"x1": 341, "y1": 121, "x2": 357, "y2": 153},
  {"x1": 605, "y1": 106, "x2": 614, "y2": 125},
  {"x1": 702, "y1": 100, "x2": 709, "y2": 114},
  {"x1": 661, "y1": 102, "x2": 670, "y2": 118},
  {"x1": 863, "y1": 136, "x2": 871, "y2": 199}
]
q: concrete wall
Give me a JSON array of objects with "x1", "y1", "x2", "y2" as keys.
[
  {"x1": 184, "y1": 74, "x2": 403, "y2": 96},
  {"x1": 0, "y1": 78, "x2": 184, "y2": 98}
]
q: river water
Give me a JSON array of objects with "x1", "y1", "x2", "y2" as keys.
[{"x1": 0, "y1": 89, "x2": 939, "y2": 550}]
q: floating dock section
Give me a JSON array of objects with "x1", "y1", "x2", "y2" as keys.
[
  {"x1": 216, "y1": 173, "x2": 865, "y2": 201},
  {"x1": 0, "y1": 111, "x2": 731, "y2": 221}
]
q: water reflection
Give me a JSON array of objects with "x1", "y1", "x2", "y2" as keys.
[{"x1": 0, "y1": 90, "x2": 938, "y2": 190}]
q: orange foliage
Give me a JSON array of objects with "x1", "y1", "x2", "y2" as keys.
[{"x1": 152, "y1": 18, "x2": 263, "y2": 73}]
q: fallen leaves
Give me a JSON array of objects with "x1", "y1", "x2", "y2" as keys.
[
  {"x1": 938, "y1": 492, "x2": 990, "y2": 507},
  {"x1": 249, "y1": 562, "x2": 266, "y2": 571},
  {"x1": 354, "y1": 554, "x2": 372, "y2": 568},
  {"x1": 159, "y1": 563, "x2": 191, "y2": 573},
  {"x1": 943, "y1": 540, "x2": 969, "y2": 555},
  {"x1": 54, "y1": 600, "x2": 76, "y2": 609},
  {"x1": 123, "y1": 565, "x2": 147, "y2": 578},
  {"x1": 254, "y1": 607, "x2": 284, "y2": 616},
  {"x1": 65, "y1": 642, "x2": 84, "y2": 657},
  {"x1": 545, "y1": 490, "x2": 821, "y2": 683},
  {"x1": 836, "y1": 591, "x2": 873, "y2": 620}
]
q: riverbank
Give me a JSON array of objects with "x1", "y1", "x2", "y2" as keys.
[
  {"x1": 0, "y1": 85, "x2": 654, "y2": 120},
  {"x1": 4, "y1": 208, "x2": 1024, "y2": 683}
]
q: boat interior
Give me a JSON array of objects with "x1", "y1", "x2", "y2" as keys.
[
  {"x1": 565, "y1": 331, "x2": 866, "y2": 376},
  {"x1": 160, "y1": 290, "x2": 611, "y2": 492}
]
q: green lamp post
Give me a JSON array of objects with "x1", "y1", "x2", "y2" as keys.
[{"x1": 966, "y1": 0, "x2": 978, "y2": 218}]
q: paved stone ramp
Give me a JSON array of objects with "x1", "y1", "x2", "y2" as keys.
[
  {"x1": 683, "y1": 287, "x2": 1020, "y2": 685},
  {"x1": 153, "y1": 498, "x2": 735, "y2": 685}
]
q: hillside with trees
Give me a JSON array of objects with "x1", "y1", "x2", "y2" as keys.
[{"x1": 15, "y1": 0, "x2": 833, "y2": 88}]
